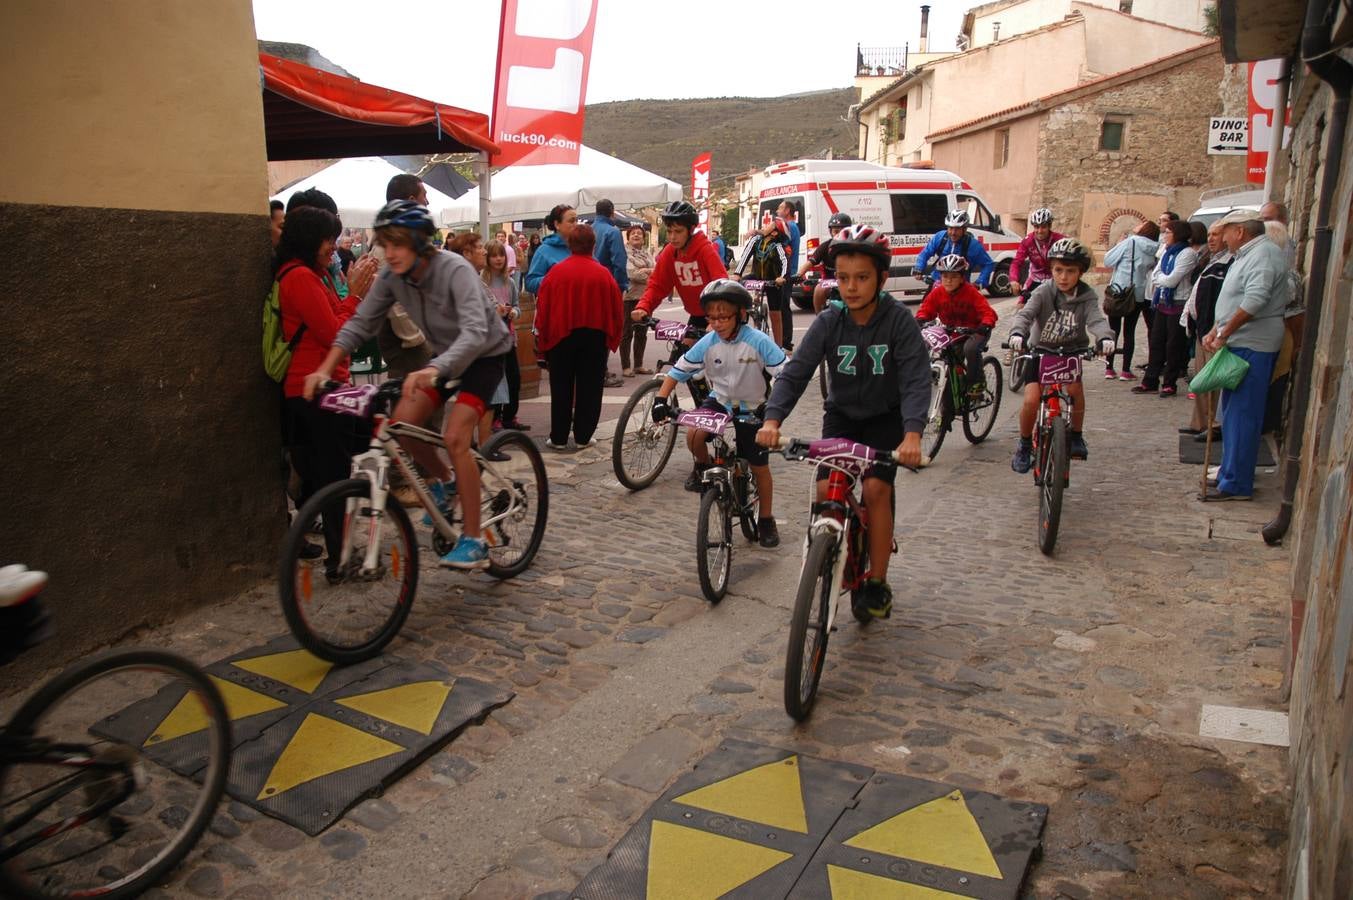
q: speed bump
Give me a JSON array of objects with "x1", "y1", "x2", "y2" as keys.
[
  {"x1": 573, "y1": 740, "x2": 1046, "y2": 899},
  {"x1": 94, "y1": 635, "x2": 513, "y2": 835}
]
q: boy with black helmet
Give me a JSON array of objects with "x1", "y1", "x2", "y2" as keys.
[
  {"x1": 799, "y1": 212, "x2": 853, "y2": 313},
  {"x1": 652, "y1": 278, "x2": 788, "y2": 546},
  {"x1": 304, "y1": 199, "x2": 513, "y2": 570},
  {"x1": 1007, "y1": 237, "x2": 1116, "y2": 472},
  {"x1": 632, "y1": 200, "x2": 728, "y2": 331},
  {"x1": 757, "y1": 225, "x2": 931, "y2": 620}
]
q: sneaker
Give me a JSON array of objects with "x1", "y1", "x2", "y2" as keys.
[
  {"x1": 1069, "y1": 433, "x2": 1089, "y2": 460},
  {"x1": 575, "y1": 437, "x2": 598, "y2": 449},
  {"x1": 483, "y1": 449, "x2": 510, "y2": 462},
  {"x1": 439, "y1": 534, "x2": 490, "y2": 569},
  {"x1": 422, "y1": 480, "x2": 455, "y2": 526},
  {"x1": 603, "y1": 372, "x2": 624, "y2": 388},
  {"x1": 966, "y1": 383, "x2": 987, "y2": 403},
  {"x1": 1159, "y1": 385, "x2": 1177, "y2": 397},
  {"x1": 1130, "y1": 383, "x2": 1155, "y2": 394},
  {"x1": 544, "y1": 439, "x2": 569, "y2": 452},
  {"x1": 758, "y1": 516, "x2": 780, "y2": 548},
  {"x1": 684, "y1": 464, "x2": 710, "y2": 492},
  {"x1": 1104, "y1": 369, "x2": 1117, "y2": 380},
  {"x1": 299, "y1": 541, "x2": 324, "y2": 560},
  {"x1": 1187, "y1": 391, "x2": 1197, "y2": 400},
  {"x1": 1011, "y1": 440, "x2": 1033, "y2": 474},
  {"x1": 859, "y1": 578, "x2": 893, "y2": 619},
  {"x1": 1118, "y1": 371, "x2": 1134, "y2": 381}
]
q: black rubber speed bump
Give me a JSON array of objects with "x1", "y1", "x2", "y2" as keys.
[
  {"x1": 573, "y1": 739, "x2": 1047, "y2": 899},
  {"x1": 1179, "y1": 433, "x2": 1274, "y2": 465}
]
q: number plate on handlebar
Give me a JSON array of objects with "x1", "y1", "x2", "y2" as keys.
[
  {"x1": 922, "y1": 325, "x2": 955, "y2": 352},
  {"x1": 817, "y1": 278, "x2": 838, "y2": 290},
  {"x1": 654, "y1": 320, "x2": 688, "y2": 341},
  {"x1": 675, "y1": 409, "x2": 730, "y2": 432},
  {"x1": 742, "y1": 279, "x2": 766, "y2": 291},
  {"x1": 807, "y1": 438, "x2": 877, "y2": 464},
  {"x1": 318, "y1": 383, "x2": 379, "y2": 418},
  {"x1": 1038, "y1": 354, "x2": 1083, "y2": 385}
]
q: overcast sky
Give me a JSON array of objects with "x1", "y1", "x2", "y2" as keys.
[{"x1": 252, "y1": 0, "x2": 966, "y2": 110}]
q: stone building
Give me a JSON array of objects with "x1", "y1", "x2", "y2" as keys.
[{"x1": 928, "y1": 41, "x2": 1248, "y2": 245}]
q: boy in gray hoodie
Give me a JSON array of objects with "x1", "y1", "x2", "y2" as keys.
[{"x1": 1008, "y1": 238, "x2": 1116, "y2": 473}]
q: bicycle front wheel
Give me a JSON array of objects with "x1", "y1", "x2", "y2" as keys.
[
  {"x1": 921, "y1": 367, "x2": 952, "y2": 462},
  {"x1": 962, "y1": 356, "x2": 1004, "y2": 444},
  {"x1": 481, "y1": 430, "x2": 549, "y2": 579},
  {"x1": 695, "y1": 488, "x2": 732, "y2": 604},
  {"x1": 0, "y1": 649, "x2": 230, "y2": 900},
  {"x1": 1038, "y1": 418, "x2": 1068, "y2": 555},
  {"x1": 784, "y1": 532, "x2": 837, "y2": 721},
  {"x1": 611, "y1": 379, "x2": 678, "y2": 491},
  {"x1": 733, "y1": 466, "x2": 759, "y2": 543},
  {"x1": 279, "y1": 478, "x2": 417, "y2": 665}
]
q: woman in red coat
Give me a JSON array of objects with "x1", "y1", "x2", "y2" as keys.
[{"x1": 535, "y1": 224, "x2": 623, "y2": 450}]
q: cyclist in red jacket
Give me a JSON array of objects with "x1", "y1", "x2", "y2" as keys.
[
  {"x1": 631, "y1": 200, "x2": 729, "y2": 336},
  {"x1": 915, "y1": 254, "x2": 998, "y2": 397},
  {"x1": 1010, "y1": 207, "x2": 1064, "y2": 302}
]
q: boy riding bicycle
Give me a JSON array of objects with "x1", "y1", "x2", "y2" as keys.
[
  {"x1": 799, "y1": 212, "x2": 852, "y2": 313},
  {"x1": 303, "y1": 200, "x2": 514, "y2": 570},
  {"x1": 915, "y1": 254, "x2": 998, "y2": 397},
  {"x1": 757, "y1": 225, "x2": 930, "y2": 620},
  {"x1": 652, "y1": 279, "x2": 788, "y2": 545},
  {"x1": 1007, "y1": 238, "x2": 1115, "y2": 473}
]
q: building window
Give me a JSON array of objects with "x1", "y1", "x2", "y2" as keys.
[
  {"x1": 1100, "y1": 116, "x2": 1127, "y2": 152},
  {"x1": 896, "y1": 106, "x2": 907, "y2": 139},
  {"x1": 994, "y1": 128, "x2": 1010, "y2": 168}
]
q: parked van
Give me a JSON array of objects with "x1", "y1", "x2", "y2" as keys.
[{"x1": 753, "y1": 159, "x2": 1024, "y2": 306}]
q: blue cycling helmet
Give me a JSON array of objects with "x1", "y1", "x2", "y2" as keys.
[{"x1": 374, "y1": 199, "x2": 436, "y2": 255}]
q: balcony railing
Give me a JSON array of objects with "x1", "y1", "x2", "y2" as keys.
[{"x1": 857, "y1": 44, "x2": 908, "y2": 77}]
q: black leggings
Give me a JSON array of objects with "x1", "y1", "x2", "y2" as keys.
[
  {"x1": 1107, "y1": 305, "x2": 1143, "y2": 372},
  {"x1": 501, "y1": 345, "x2": 521, "y2": 421},
  {"x1": 545, "y1": 328, "x2": 608, "y2": 445},
  {"x1": 960, "y1": 334, "x2": 987, "y2": 388},
  {"x1": 763, "y1": 282, "x2": 793, "y2": 349},
  {"x1": 284, "y1": 398, "x2": 370, "y2": 559},
  {"x1": 1143, "y1": 309, "x2": 1189, "y2": 389}
]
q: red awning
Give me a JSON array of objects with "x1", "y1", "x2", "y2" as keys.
[{"x1": 260, "y1": 53, "x2": 499, "y2": 160}]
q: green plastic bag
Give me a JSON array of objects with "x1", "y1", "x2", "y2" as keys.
[{"x1": 1190, "y1": 345, "x2": 1250, "y2": 394}]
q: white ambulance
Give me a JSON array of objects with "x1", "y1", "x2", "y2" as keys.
[{"x1": 753, "y1": 159, "x2": 1024, "y2": 307}]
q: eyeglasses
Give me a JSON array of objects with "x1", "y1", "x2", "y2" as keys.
[{"x1": 706, "y1": 314, "x2": 736, "y2": 322}]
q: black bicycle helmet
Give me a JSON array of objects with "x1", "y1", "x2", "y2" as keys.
[
  {"x1": 934, "y1": 253, "x2": 970, "y2": 273},
  {"x1": 660, "y1": 200, "x2": 699, "y2": 228},
  {"x1": 827, "y1": 212, "x2": 854, "y2": 230},
  {"x1": 699, "y1": 278, "x2": 752, "y2": 311},
  {"x1": 1046, "y1": 237, "x2": 1092, "y2": 270},
  {"x1": 828, "y1": 224, "x2": 892, "y2": 273},
  {"x1": 374, "y1": 199, "x2": 435, "y2": 234}
]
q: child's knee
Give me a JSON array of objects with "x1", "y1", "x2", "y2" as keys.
[{"x1": 862, "y1": 478, "x2": 892, "y2": 507}]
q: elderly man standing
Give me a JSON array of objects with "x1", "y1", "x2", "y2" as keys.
[{"x1": 1200, "y1": 209, "x2": 1291, "y2": 501}]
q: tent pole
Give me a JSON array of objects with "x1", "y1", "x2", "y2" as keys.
[{"x1": 478, "y1": 152, "x2": 491, "y2": 236}]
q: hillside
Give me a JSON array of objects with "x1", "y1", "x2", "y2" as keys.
[{"x1": 582, "y1": 87, "x2": 860, "y2": 187}]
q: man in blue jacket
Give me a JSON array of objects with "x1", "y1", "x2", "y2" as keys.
[
  {"x1": 914, "y1": 209, "x2": 995, "y2": 291},
  {"x1": 592, "y1": 198, "x2": 629, "y2": 387}
]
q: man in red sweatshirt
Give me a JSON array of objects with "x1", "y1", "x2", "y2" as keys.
[
  {"x1": 915, "y1": 254, "x2": 999, "y2": 397},
  {"x1": 630, "y1": 200, "x2": 728, "y2": 334}
]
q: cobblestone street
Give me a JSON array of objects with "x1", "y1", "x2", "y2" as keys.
[{"x1": 9, "y1": 300, "x2": 1292, "y2": 899}]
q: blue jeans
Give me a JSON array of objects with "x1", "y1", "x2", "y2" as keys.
[{"x1": 1217, "y1": 346, "x2": 1278, "y2": 496}]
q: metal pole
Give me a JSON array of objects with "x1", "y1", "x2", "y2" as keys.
[
  {"x1": 478, "y1": 152, "x2": 491, "y2": 236},
  {"x1": 1262, "y1": 58, "x2": 1290, "y2": 203}
]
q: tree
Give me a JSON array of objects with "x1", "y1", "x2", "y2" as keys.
[{"x1": 1203, "y1": 3, "x2": 1219, "y2": 37}]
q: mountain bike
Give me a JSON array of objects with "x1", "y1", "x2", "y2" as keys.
[
  {"x1": 772, "y1": 438, "x2": 922, "y2": 721},
  {"x1": 0, "y1": 568, "x2": 230, "y2": 899},
  {"x1": 738, "y1": 279, "x2": 774, "y2": 336},
  {"x1": 667, "y1": 408, "x2": 762, "y2": 604},
  {"x1": 280, "y1": 378, "x2": 548, "y2": 664},
  {"x1": 610, "y1": 319, "x2": 710, "y2": 491},
  {"x1": 1007, "y1": 344, "x2": 1098, "y2": 555},
  {"x1": 918, "y1": 324, "x2": 1003, "y2": 463}
]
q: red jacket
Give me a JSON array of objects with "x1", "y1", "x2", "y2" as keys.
[
  {"x1": 279, "y1": 261, "x2": 359, "y2": 398},
  {"x1": 535, "y1": 253, "x2": 624, "y2": 353},
  {"x1": 916, "y1": 281, "x2": 998, "y2": 330},
  {"x1": 636, "y1": 231, "x2": 729, "y2": 317}
]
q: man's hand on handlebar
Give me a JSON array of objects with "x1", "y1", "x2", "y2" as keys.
[{"x1": 756, "y1": 421, "x2": 782, "y2": 449}]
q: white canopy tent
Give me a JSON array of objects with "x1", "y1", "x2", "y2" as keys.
[
  {"x1": 271, "y1": 157, "x2": 459, "y2": 228},
  {"x1": 441, "y1": 145, "x2": 682, "y2": 228}
]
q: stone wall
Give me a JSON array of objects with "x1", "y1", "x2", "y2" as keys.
[
  {"x1": 1032, "y1": 53, "x2": 1248, "y2": 252},
  {"x1": 1282, "y1": 56, "x2": 1353, "y2": 900}
]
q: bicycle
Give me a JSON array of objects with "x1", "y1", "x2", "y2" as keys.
[
  {"x1": 610, "y1": 319, "x2": 711, "y2": 491},
  {"x1": 738, "y1": 279, "x2": 775, "y2": 336},
  {"x1": 772, "y1": 438, "x2": 922, "y2": 721},
  {"x1": 918, "y1": 324, "x2": 1003, "y2": 463},
  {"x1": 666, "y1": 407, "x2": 762, "y2": 604},
  {"x1": 0, "y1": 568, "x2": 230, "y2": 899},
  {"x1": 279, "y1": 378, "x2": 549, "y2": 664},
  {"x1": 1005, "y1": 343, "x2": 1098, "y2": 555},
  {"x1": 1005, "y1": 282, "x2": 1044, "y2": 393}
]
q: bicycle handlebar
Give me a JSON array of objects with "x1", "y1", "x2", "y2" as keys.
[
  {"x1": 770, "y1": 437, "x2": 928, "y2": 472},
  {"x1": 633, "y1": 317, "x2": 704, "y2": 341}
]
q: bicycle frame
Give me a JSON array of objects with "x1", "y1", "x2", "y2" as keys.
[
  {"x1": 0, "y1": 736, "x2": 134, "y2": 858},
  {"x1": 798, "y1": 455, "x2": 872, "y2": 635},
  {"x1": 1031, "y1": 350, "x2": 1086, "y2": 484}
]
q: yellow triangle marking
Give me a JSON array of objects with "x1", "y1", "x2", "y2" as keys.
[
  {"x1": 257, "y1": 713, "x2": 402, "y2": 800},
  {"x1": 335, "y1": 680, "x2": 455, "y2": 736},
  {"x1": 673, "y1": 755, "x2": 809, "y2": 833},
  {"x1": 233, "y1": 648, "x2": 333, "y2": 694},
  {"x1": 827, "y1": 864, "x2": 971, "y2": 899},
  {"x1": 844, "y1": 790, "x2": 1002, "y2": 879},
  {"x1": 146, "y1": 676, "x2": 286, "y2": 746},
  {"x1": 646, "y1": 820, "x2": 791, "y2": 900}
]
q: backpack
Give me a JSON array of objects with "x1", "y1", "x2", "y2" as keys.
[{"x1": 262, "y1": 266, "x2": 307, "y2": 383}]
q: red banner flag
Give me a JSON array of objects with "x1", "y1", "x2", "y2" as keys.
[
  {"x1": 692, "y1": 152, "x2": 712, "y2": 232},
  {"x1": 1246, "y1": 59, "x2": 1289, "y2": 185},
  {"x1": 490, "y1": 0, "x2": 599, "y2": 167}
]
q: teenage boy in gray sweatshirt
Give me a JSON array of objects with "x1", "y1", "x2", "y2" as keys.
[{"x1": 757, "y1": 226, "x2": 930, "y2": 621}]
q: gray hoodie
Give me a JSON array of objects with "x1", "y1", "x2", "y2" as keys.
[
  {"x1": 1009, "y1": 280, "x2": 1113, "y2": 351},
  {"x1": 334, "y1": 251, "x2": 512, "y2": 378}
]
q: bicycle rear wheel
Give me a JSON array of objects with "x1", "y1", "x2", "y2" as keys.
[
  {"x1": 480, "y1": 430, "x2": 549, "y2": 579},
  {"x1": 1038, "y1": 418, "x2": 1068, "y2": 555},
  {"x1": 962, "y1": 356, "x2": 1004, "y2": 444},
  {"x1": 279, "y1": 478, "x2": 417, "y2": 665},
  {"x1": 0, "y1": 649, "x2": 230, "y2": 900},
  {"x1": 784, "y1": 533, "x2": 837, "y2": 721},
  {"x1": 611, "y1": 379, "x2": 678, "y2": 491},
  {"x1": 695, "y1": 489, "x2": 732, "y2": 604}
]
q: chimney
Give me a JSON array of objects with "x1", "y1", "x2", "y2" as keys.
[{"x1": 919, "y1": 5, "x2": 930, "y2": 53}]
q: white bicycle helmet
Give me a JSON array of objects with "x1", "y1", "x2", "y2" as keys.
[
  {"x1": 934, "y1": 254, "x2": 970, "y2": 273},
  {"x1": 943, "y1": 209, "x2": 970, "y2": 228},
  {"x1": 1029, "y1": 207, "x2": 1054, "y2": 227}
]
